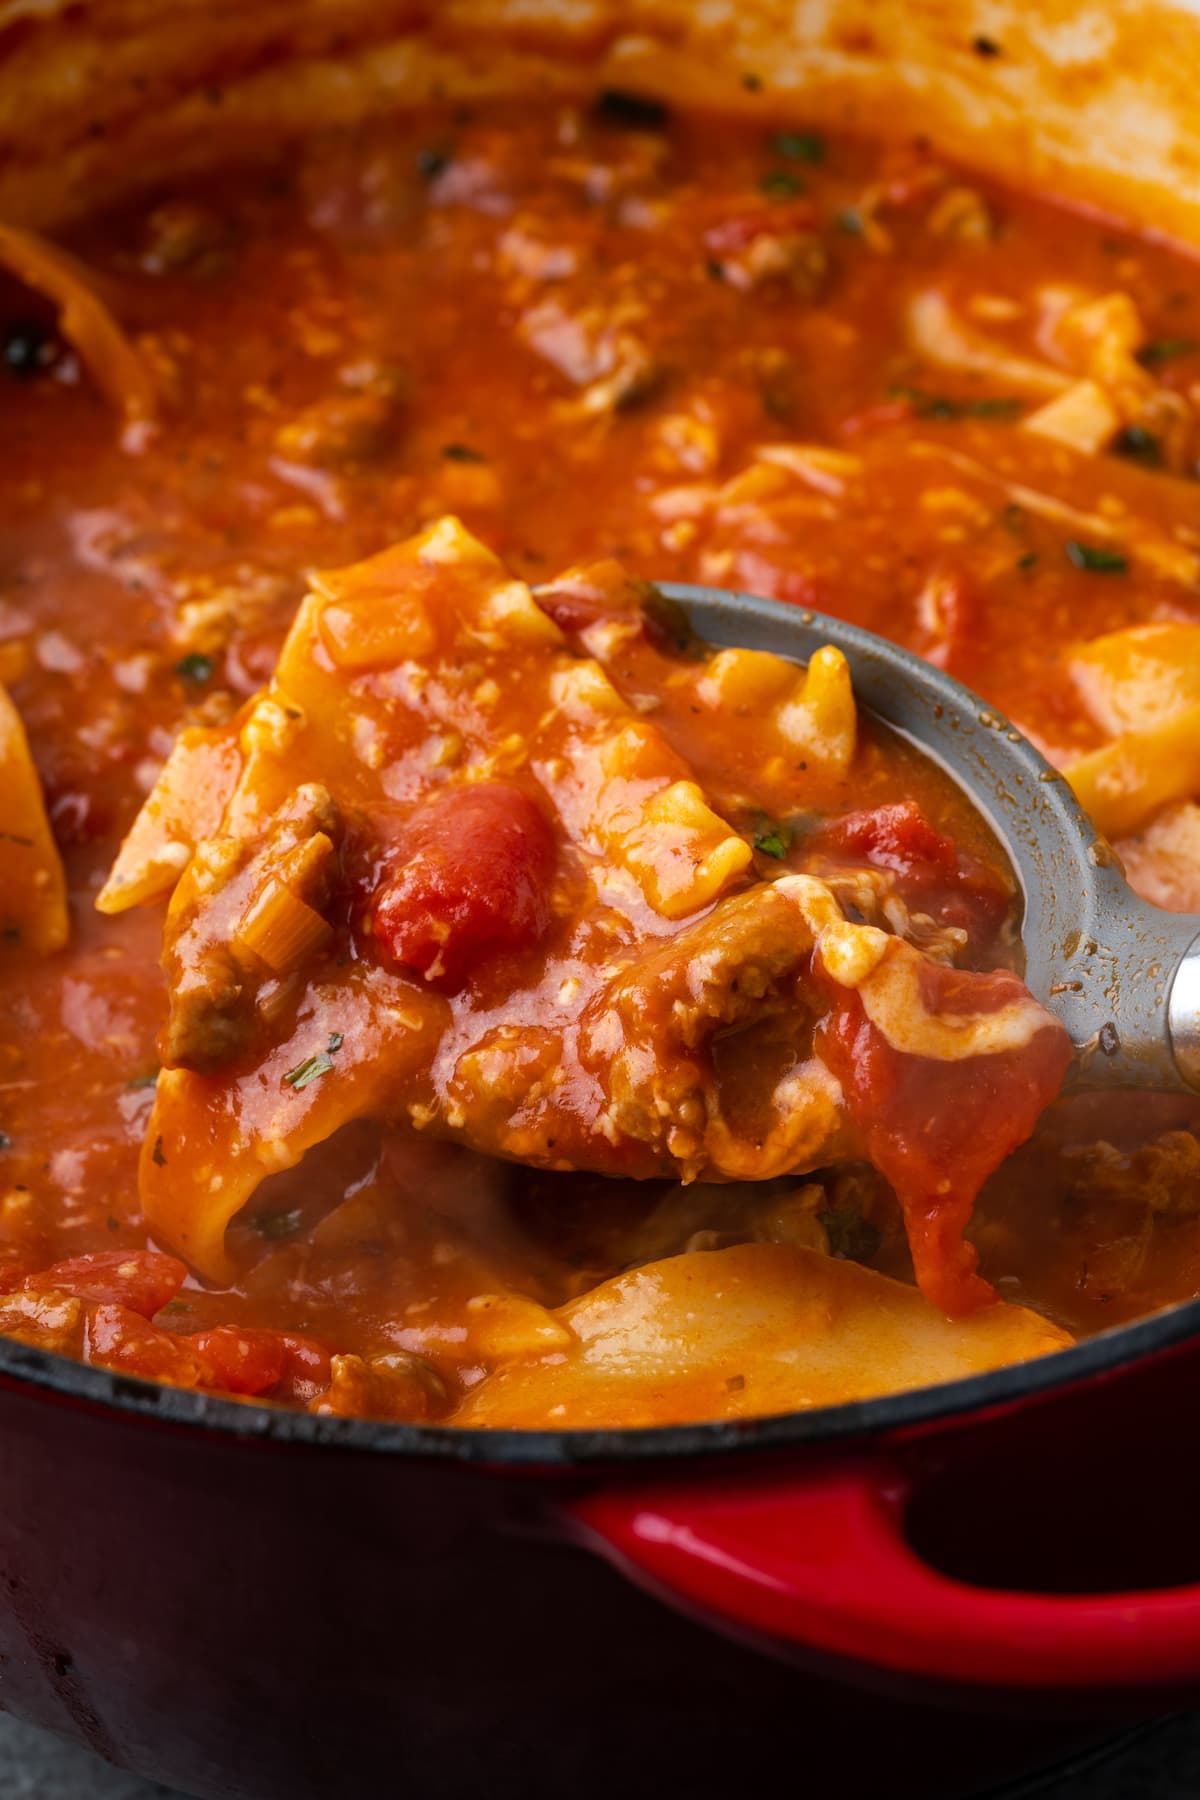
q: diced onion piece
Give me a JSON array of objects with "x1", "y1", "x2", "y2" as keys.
[
  {"x1": 0, "y1": 220, "x2": 157, "y2": 443},
  {"x1": 1022, "y1": 380, "x2": 1120, "y2": 454},
  {"x1": 0, "y1": 681, "x2": 67, "y2": 954}
]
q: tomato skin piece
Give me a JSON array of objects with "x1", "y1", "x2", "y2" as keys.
[
  {"x1": 190, "y1": 1326, "x2": 286, "y2": 1396},
  {"x1": 271, "y1": 1332, "x2": 333, "y2": 1406},
  {"x1": 817, "y1": 956, "x2": 1072, "y2": 1315},
  {"x1": 26, "y1": 1249, "x2": 187, "y2": 1318},
  {"x1": 85, "y1": 1310, "x2": 322, "y2": 1401},
  {"x1": 703, "y1": 196, "x2": 818, "y2": 255},
  {"x1": 814, "y1": 801, "x2": 1011, "y2": 947},
  {"x1": 372, "y1": 781, "x2": 556, "y2": 991},
  {"x1": 86, "y1": 1302, "x2": 204, "y2": 1385}
]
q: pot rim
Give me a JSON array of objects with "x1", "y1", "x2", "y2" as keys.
[{"x1": 3, "y1": 1294, "x2": 1196, "y2": 1466}]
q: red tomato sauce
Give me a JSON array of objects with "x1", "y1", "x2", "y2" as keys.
[{"x1": 0, "y1": 97, "x2": 1197, "y2": 1423}]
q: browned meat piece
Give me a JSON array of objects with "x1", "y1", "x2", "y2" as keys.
[
  {"x1": 1064, "y1": 1129, "x2": 1200, "y2": 1220},
  {"x1": 582, "y1": 874, "x2": 846, "y2": 1181}
]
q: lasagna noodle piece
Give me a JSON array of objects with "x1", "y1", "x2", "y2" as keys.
[
  {"x1": 0, "y1": 681, "x2": 68, "y2": 955},
  {"x1": 0, "y1": 220, "x2": 158, "y2": 444},
  {"x1": 454, "y1": 1243, "x2": 1075, "y2": 1428},
  {"x1": 1065, "y1": 623, "x2": 1200, "y2": 838},
  {"x1": 103, "y1": 518, "x2": 1070, "y2": 1305}
]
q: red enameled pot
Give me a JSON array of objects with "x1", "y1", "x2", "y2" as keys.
[
  {"x1": 2, "y1": 1291, "x2": 1200, "y2": 1800},
  {"x1": 3, "y1": 6, "x2": 1200, "y2": 1794}
]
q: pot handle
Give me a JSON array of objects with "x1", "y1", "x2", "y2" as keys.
[{"x1": 568, "y1": 1452, "x2": 1200, "y2": 1691}]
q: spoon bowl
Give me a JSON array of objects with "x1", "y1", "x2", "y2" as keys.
[{"x1": 661, "y1": 582, "x2": 1200, "y2": 1093}]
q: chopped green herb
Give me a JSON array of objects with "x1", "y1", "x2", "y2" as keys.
[
  {"x1": 254, "y1": 1208, "x2": 304, "y2": 1241},
  {"x1": 836, "y1": 207, "x2": 864, "y2": 235},
  {"x1": 759, "y1": 170, "x2": 804, "y2": 199},
  {"x1": 125, "y1": 1071, "x2": 160, "y2": 1091},
  {"x1": 819, "y1": 1205, "x2": 882, "y2": 1262},
  {"x1": 593, "y1": 87, "x2": 669, "y2": 131},
  {"x1": 4, "y1": 318, "x2": 56, "y2": 379},
  {"x1": 753, "y1": 821, "x2": 791, "y2": 860},
  {"x1": 1065, "y1": 540, "x2": 1128, "y2": 574},
  {"x1": 283, "y1": 1051, "x2": 335, "y2": 1091},
  {"x1": 1016, "y1": 551, "x2": 1039, "y2": 573},
  {"x1": 1137, "y1": 337, "x2": 1197, "y2": 367},
  {"x1": 327, "y1": 1031, "x2": 344, "y2": 1053},
  {"x1": 160, "y1": 1298, "x2": 192, "y2": 1316},
  {"x1": 769, "y1": 130, "x2": 825, "y2": 164},
  {"x1": 151, "y1": 1135, "x2": 167, "y2": 1167},
  {"x1": 890, "y1": 384, "x2": 1021, "y2": 421},
  {"x1": 1113, "y1": 424, "x2": 1163, "y2": 467},
  {"x1": 416, "y1": 146, "x2": 451, "y2": 180},
  {"x1": 441, "y1": 442, "x2": 485, "y2": 463},
  {"x1": 175, "y1": 652, "x2": 214, "y2": 684}
]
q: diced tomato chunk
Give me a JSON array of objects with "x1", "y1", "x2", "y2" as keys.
[
  {"x1": 87, "y1": 1302, "x2": 204, "y2": 1386},
  {"x1": 27, "y1": 1249, "x2": 187, "y2": 1318},
  {"x1": 190, "y1": 1326, "x2": 286, "y2": 1396},
  {"x1": 814, "y1": 801, "x2": 1011, "y2": 947},
  {"x1": 703, "y1": 197, "x2": 818, "y2": 255},
  {"x1": 838, "y1": 399, "x2": 915, "y2": 437},
  {"x1": 372, "y1": 781, "x2": 555, "y2": 991},
  {"x1": 818, "y1": 955, "x2": 1071, "y2": 1314},
  {"x1": 533, "y1": 560, "x2": 639, "y2": 636},
  {"x1": 271, "y1": 1332, "x2": 333, "y2": 1406},
  {"x1": 0, "y1": 1255, "x2": 30, "y2": 1295},
  {"x1": 724, "y1": 546, "x2": 833, "y2": 612}
]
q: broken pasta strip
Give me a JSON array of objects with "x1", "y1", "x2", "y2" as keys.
[
  {"x1": 0, "y1": 221, "x2": 157, "y2": 444},
  {"x1": 0, "y1": 682, "x2": 68, "y2": 954}
]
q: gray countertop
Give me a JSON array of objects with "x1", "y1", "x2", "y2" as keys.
[{"x1": 0, "y1": 1711, "x2": 1198, "y2": 1800}]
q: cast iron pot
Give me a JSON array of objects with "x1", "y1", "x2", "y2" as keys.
[
  {"x1": 4, "y1": 589, "x2": 1200, "y2": 1800},
  {"x1": 4, "y1": 1288, "x2": 1200, "y2": 1800}
]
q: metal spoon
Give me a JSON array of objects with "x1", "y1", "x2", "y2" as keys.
[{"x1": 661, "y1": 582, "x2": 1200, "y2": 1093}]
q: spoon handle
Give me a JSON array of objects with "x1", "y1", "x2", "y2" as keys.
[
  {"x1": 1167, "y1": 925, "x2": 1200, "y2": 1090},
  {"x1": 1046, "y1": 881, "x2": 1200, "y2": 1093}
]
